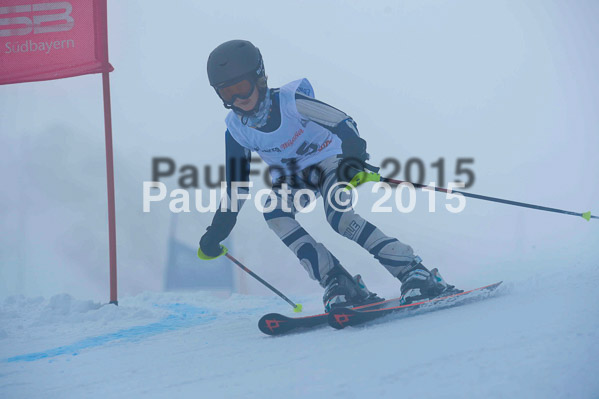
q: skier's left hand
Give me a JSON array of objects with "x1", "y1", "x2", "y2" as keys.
[
  {"x1": 338, "y1": 136, "x2": 369, "y2": 182},
  {"x1": 341, "y1": 135, "x2": 368, "y2": 162}
]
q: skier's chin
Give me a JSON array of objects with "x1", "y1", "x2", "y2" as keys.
[
  {"x1": 235, "y1": 101, "x2": 255, "y2": 111},
  {"x1": 236, "y1": 90, "x2": 259, "y2": 110}
]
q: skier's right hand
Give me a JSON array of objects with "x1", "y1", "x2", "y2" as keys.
[
  {"x1": 199, "y1": 229, "x2": 224, "y2": 257},
  {"x1": 198, "y1": 209, "x2": 238, "y2": 258}
]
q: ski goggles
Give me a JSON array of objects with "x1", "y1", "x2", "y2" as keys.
[{"x1": 217, "y1": 78, "x2": 256, "y2": 105}]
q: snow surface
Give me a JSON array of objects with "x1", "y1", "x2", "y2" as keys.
[{"x1": 1, "y1": 263, "x2": 597, "y2": 398}]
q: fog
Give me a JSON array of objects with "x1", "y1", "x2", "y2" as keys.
[{"x1": 1, "y1": 0, "x2": 598, "y2": 302}]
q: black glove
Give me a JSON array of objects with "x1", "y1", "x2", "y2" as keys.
[
  {"x1": 199, "y1": 209, "x2": 238, "y2": 257},
  {"x1": 338, "y1": 135, "x2": 369, "y2": 182},
  {"x1": 341, "y1": 135, "x2": 368, "y2": 161},
  {"x1": 199, "y1": 229, "x2": 223, "y2": 257}
]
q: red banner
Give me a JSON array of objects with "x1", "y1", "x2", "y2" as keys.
[{"x1": 0, "y1": 0, "x2": 113, "y2": 85}]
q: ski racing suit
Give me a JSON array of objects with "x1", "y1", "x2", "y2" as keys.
[{"x1": 202, "y1": 78, "x2": 420, "y2": 288}]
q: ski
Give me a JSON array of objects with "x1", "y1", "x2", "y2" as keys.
[
  {"x1": 258, "y1": 311, "x2": 328, "y2": 336},
  {"x1": 259, "y1": 282, "x2": 502, "y2": 335},
  {"x1": 327, "y1": 281, "x2": 502, "y2": 329},
  {"x1": 258, "y1": 298, "x2": 391, "y2": 336}
]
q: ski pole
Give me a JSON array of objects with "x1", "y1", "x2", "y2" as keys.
[
  {"x1": 225, "y1": 252, "x2": 303, "y2": 313},
  {"x1": 345, "y1": 164, "x2": 597, "y2": 221}
]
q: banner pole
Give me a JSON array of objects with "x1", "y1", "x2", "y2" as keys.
[{"x1": 102, "y1": 71, "x2": 118, "y2": 305}]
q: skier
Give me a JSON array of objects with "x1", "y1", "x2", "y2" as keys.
[{"x1": 198, "y1": 39, "x2": 459, "y2": 311}]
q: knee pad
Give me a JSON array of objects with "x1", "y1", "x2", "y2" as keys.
[{"x1": 264, "y1": 210, "x2": 296, "y2": 236}]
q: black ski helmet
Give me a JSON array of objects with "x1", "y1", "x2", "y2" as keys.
[{"x1": 207, "y1": 40, "x2": 267, "y2": 114}]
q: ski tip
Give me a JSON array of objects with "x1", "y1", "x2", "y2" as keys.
[
  {"x1": 582, "y1": 211, "x2": 591, "y2": 221},
  {"x1": 328, "y1": 307, "x2": 358, "y2": 330},
  {"x1": 293, "y1": 303, "x2": 303, "y2": 313},
  {"x1": 258, "y1": 313, "x2": 292, "y2": 336}
]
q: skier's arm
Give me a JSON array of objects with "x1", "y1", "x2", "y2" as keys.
[
  {"x1": 294, "y1": 92, "x2": 368, "y2": 161},
  {"x1": 199, "y1": 130, "x2": 251, "y2": 257}
]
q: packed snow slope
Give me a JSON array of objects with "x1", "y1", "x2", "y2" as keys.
[{"x1": 1, "y1": 263, "x2": 597, "y2": 399}]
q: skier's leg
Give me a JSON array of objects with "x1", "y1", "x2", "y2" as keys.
[
  {"x1": 309, "y1": 156, "x2": 461, "y2": 303},
  {"x1": 262, "y1": 184, "x2": 340, "y2": 286},
  {"x1": 263, "y1": 182, "x2": 381, "y2": 310},
  {"x1": 310, "y1": 156, "x2": 419, "y2": 278}
]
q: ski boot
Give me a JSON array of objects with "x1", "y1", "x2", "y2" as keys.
[
  {"x1": 323, "y1": 272, "x2": 383, "y2": 312},
  {"x1": 398, "y1": 257, "x2": 462, "y2": 305}
]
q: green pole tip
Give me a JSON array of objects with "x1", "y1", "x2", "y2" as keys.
[
  {"x1": 582, "y1": 211, "x2": 591, "y2": 221},
  {"x1": 293, "y1": 304, "x2": 303, "y2": 313}
]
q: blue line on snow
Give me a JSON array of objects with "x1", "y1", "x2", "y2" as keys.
[{"x1": 4, "y1": 304, "x2": 216, "y2": 363}]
